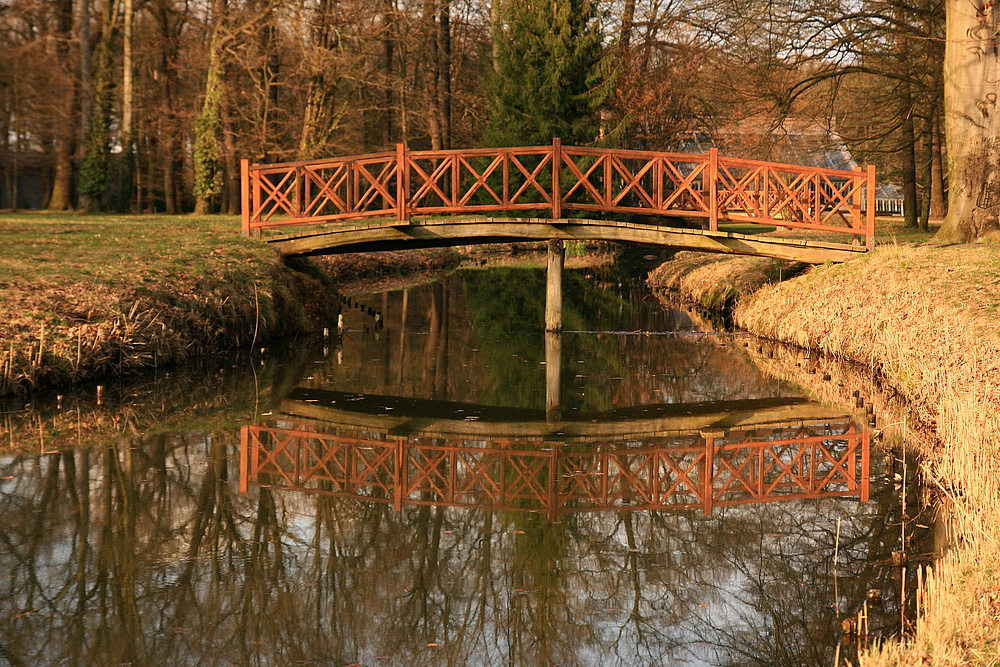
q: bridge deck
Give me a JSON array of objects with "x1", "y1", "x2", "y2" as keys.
[
  {"x1": 278, "y1": 389, "x2": 853, "y2": 439},
  {"x1": 266, "y1": 216, "x2": 866, "y2": 264}
]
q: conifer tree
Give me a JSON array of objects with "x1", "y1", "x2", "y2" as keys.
[{"x1": 484, "y1": 0, "x2": 616, "y2": 147}]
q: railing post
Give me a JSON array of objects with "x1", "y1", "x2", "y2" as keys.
[
  {"x1": 394, "y1": 437, "x2": 406, "y2": 512},
  {"x1": 240, "y1": 158, "x2": 250, "y2": 237},
  {"x1": 861, "y1": 429, "x2": 871, "y2": 502},
  {"x1": 551, "y1": 137, "x2": 562, "y2": 219},
  {"x1": 866, "y1": 165, "x2": 876, "y2": 250},
  {"x1": 852, "y1": 166, "x2": 863, "y2": 232},
  {"x1": 294, "y1": 165, "x2": 303, "y2": 219},
  {"x1": 813, "y1": 173, "x2": 820, "y2": 223},
  {"x1": 396, "y1": 142, "x2": 410, "y2": 222},
  {"x1": 239, "y1": 425, "x2": 249, "y2": 493},
  {"x1": 703, "y1": 436, "x2": 716, "y2": 516},
  {"x1": 708, "y1": 147, "x2": 719, "y2": 231},
  {"x1": 251, "y1": 162, "x2": 261, "y2": 238}
]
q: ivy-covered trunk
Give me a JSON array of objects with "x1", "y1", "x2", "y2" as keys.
[
  {"x1": 193, "y1": 30, "x2": 225, "y2": 215},
  {"x1": 78, "y1": 0, "x2": 118, "y2": 212}
]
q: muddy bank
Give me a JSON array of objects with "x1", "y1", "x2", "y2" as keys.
[
  {"x1": 1, "y1": 236, "x2": 541, "y2": 397},
  {"x1": 0, "y1": 345, "x2": 312, "y2": 453}
]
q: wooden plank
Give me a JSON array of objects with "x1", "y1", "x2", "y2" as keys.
[
  {"x1": 270, "y1": 218, "x2": 865, "y2": 263},
  {"x1": 279, "y1": 397, "x2": 852, "y2": 440}
]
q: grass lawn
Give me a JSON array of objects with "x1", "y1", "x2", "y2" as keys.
[{"x1": 0, "y1": 211, "x2": 269, "y2": 287}]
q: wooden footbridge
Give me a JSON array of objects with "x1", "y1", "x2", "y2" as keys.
[
  {"x1": 240, "y1": 140, "x2": 875, "y2": 264},
  {"x1": 239, "y1": 391, "x2": 870, "y2": 518}
]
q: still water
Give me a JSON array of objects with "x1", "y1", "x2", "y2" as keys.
[{"x1": 1, "y1": 263, "x2": 913, "y2": 666}]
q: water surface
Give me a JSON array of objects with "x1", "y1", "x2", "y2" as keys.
[{"x1": 0, "y1": 263, "x2": 914, "y2": 666}]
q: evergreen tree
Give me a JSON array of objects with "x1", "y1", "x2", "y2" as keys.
[{"x1": 484, "y1": 0, "x2": 616, "y2": 147}]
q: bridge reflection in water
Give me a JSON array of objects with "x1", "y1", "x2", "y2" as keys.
[{"x1": 239, "y1": 393, "x2": 870, "y2": 518}]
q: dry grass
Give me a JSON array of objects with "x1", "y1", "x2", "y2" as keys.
[
  {"x1": 648, "y1": 251, "x2": 806, "y2": 310},
  {"x1": 733, "y1": 243, "x2": 1000, "y2": 664},
  {"x1": 734, "y1": 245, "x2": 1000, "y2": 425},
  {"x1": 0, "y1": 211, "x2": 337, "y2": 395}
]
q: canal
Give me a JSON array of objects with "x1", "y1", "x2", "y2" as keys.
[{"x1": 0, "y1": 259, "x2": 929, "y2": 666}]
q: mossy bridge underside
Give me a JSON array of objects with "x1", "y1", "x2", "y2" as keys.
[{"x1": 240, "y1": 141, "x2": 876, "y2": 264}]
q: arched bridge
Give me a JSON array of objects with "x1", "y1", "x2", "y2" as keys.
[{"x1": 240, "y1": 140, "x2": 875, "y2": 264}]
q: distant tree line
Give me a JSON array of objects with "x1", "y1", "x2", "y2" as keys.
[{"x1": 2, "y1": 0, "x2": 995, "y2": 239}]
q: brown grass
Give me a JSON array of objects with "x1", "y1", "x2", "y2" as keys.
[
  {"x1": 732, "y1": 243, "x2": 1000, "y2": 664},
  {"x1": 648, "y1": 251, "x2": 806, "y2": 310},
  {"x1": 0, "y1": 212, "x2": 338, "y2": 395}
]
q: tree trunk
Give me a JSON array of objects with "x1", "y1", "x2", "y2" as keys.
[
  {"x1": 900, "y1": 93, "x2": 919, "y2": 229},
  {"x1": 489, "y1": 0, "x2": 501, "y2": 74},
  {"x1": 423, "y1": 0, "x2": 443, "y2": 150},
  {"x1": 155, "y1": 0, "x2": 182, "y2": 213},
  {"x1": 896, "y1": 17, "x2": 919, "y2": 230},
  {"x1": 221, "y1": 96, "x2": 240, "y2": 214},
  {"x1": 48, "y1": 0, "x2": 77, "y2": 210},
  {"x1": 619, "y1": 0, "x2": 636, "y2": 53},
  {"x1": 382, "y1": 0, "x2": 395, "y2": 146},
  {"x1": 78, "y1": 0, "x2": 92, "y2": 160},
  {"x1": 438, "y1": 1, "x2": 452, "y2": 149},
  {"x1": 920, "y1": 117, "x2": 932, "y2": 231},
  {"x1": 930, "y1": 103, "x2": 947, "y2": 218},
  {"x1": 119, "y1": 0, "x2": 136, "y2": 213},
  {"x1": 297, "y1": 0, "x2": 341, "y2": 159},
  {"x1": 935, "y1": 0, "x2": 1000, "y2": 241}
]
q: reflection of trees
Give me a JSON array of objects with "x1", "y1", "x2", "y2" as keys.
[
  {"x1": 324, "y1": 270, "x2": 795, "y2": 415},
  {"x1": 0, "y1": 430, "x2": 908, "y2": 666}
]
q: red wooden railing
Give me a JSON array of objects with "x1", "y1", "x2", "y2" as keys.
[
  {"x1": 239, "y1": 420, "x2": 870, "y2": 518},
  {"x1": 241, "y1": 139, "x2": 876, "y2": 248}
]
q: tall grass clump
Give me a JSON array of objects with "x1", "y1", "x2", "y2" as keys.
[{"x1": 648, "y1": 252, "x2": 805, "y2": 311}]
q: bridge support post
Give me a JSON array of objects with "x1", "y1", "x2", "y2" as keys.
[
  {"x1": 545, "y1": 239, "x2": 563, "y2": 332},
  {"x1": 545, "y1": 331, "x2": 561, "y2": 422}
]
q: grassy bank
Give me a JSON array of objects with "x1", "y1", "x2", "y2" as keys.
[
  {"x1": 646, "y1": 218, "x2": 932, "y2": 311},
  {"x1": 0, "y1": 212, "x2": 338, "y2": 396},
  {"x1": 731, "y1": 244, "x2": 1000, "y2": 664},
  {"x1": 648, "y1": 251, "x2": 805, "y2": 310}
]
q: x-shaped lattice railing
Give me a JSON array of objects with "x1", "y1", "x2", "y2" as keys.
[
  {"x1": 240, "y1": 423, "x2": 869, "y2": 514},
  {"x1": 242, "y1": 140, "x2": 875, "y2": 248}
]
